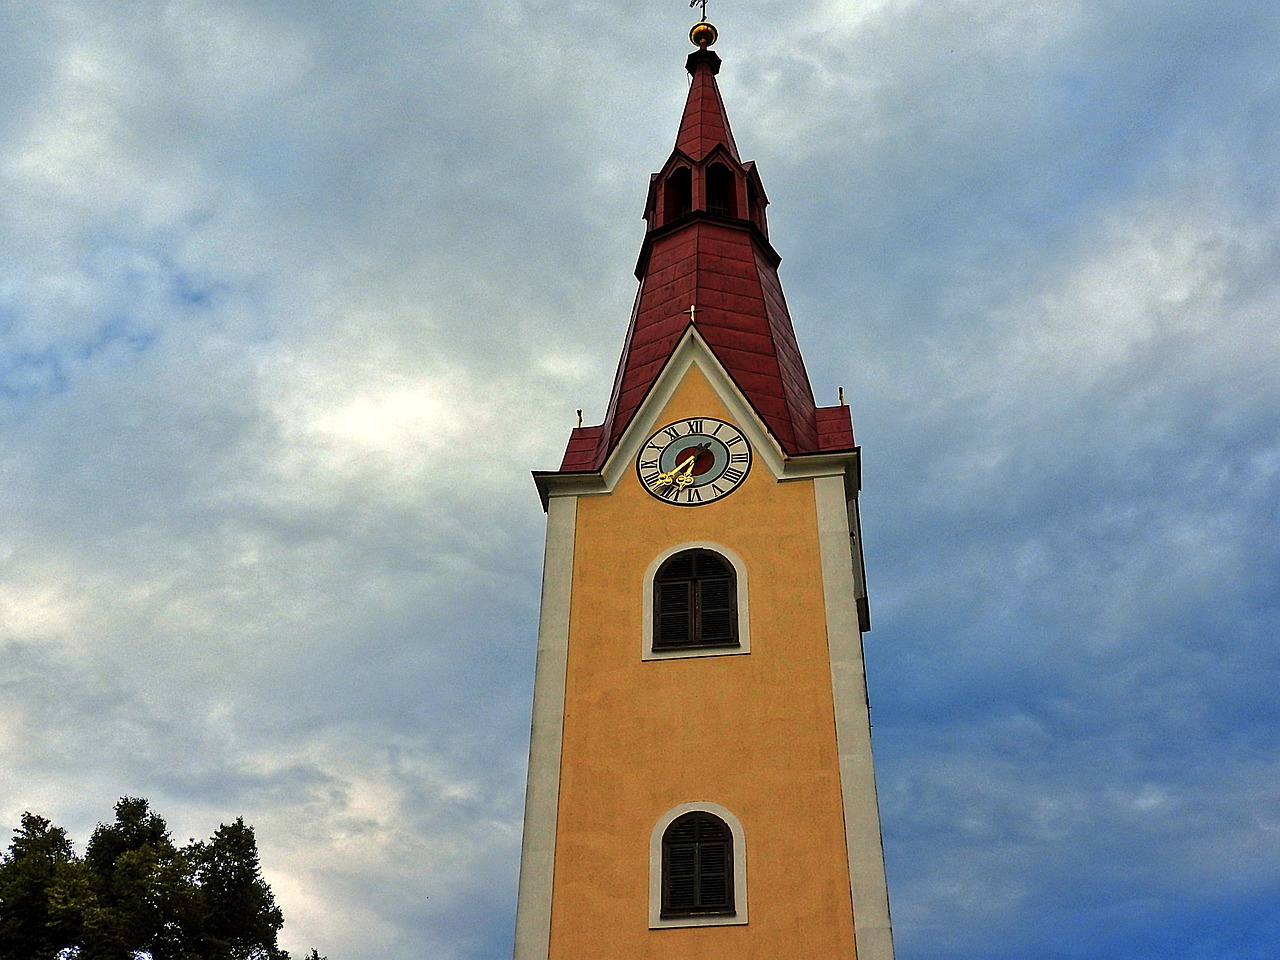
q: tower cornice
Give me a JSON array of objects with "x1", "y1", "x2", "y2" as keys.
[{"x1": 633, "y1": 211, "x2": 781, "y2": 281}]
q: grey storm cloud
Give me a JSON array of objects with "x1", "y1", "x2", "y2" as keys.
[{"x1": 1, "y1": 1, "x2": 1278, "y2": 958}]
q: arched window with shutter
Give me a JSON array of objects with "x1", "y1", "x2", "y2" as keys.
[
  {"x1": 642, "y1": 543, "x2": 750, "y2": 661},
  {"x1": 653, "y1": 549, "x2": 738, "y2": 651},
  {"x1": 662, "y1": 811, "x2": 734, "y2": 917},
  {"x1": 649, "y1": 802, "x2": 748, "y2": 929}
]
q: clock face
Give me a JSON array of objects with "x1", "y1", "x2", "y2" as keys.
[{"x1": 637, "y1": 417, "x2": 752, "y2": 506}]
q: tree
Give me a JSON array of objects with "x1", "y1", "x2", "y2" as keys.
[
  {"x1": 82, "y1": 798, "x2": 189, "y2": 960},
  {"x1": 0, "y1": 799, "x2": 323, "y2": 960},
  {"x1": 186, "y1": 819, "x2": 286, "y2": 960},
  {"x1": 0, "y1": 813, "x2": 91, "y2": 959}
]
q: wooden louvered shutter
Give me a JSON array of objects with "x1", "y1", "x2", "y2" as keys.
[
  {"x1": 656, "y1": 581, "x2": 692, "y2": 647},
  {"x1": 664, "y1": 828, "x2": 698, "y2": 911},
  {"x1": 661, "y1": 812, "x2": 734, "y2": 917},
  {"x1": 697, "y1": 571, "x2": 734, "y2": 644}
]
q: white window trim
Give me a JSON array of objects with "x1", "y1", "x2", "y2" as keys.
[
  {"x1": 642, "y1": 541, "x2": 750, "y2": 660},
  {"x1": 649, "y1": 801, "x2": 749, "y2": 929}
]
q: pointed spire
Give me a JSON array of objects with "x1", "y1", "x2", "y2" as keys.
[
  {"x1": 551, "y1": 24, "x2": 855, "y2": 476},
  {"x1": 676, "y1": 48, "x2": 740, "y2": 163}
]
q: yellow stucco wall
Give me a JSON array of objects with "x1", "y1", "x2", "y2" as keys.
[{"x1": 547, "y1": 363, "x2": 858, "y2": 959}]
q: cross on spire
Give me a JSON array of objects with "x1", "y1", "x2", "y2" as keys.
[{"x1": 690, "y1": 0, "x2": 708, "y2": 22}]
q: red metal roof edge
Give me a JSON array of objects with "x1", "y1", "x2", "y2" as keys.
[
  {"x1": 814, "y1": 404, "x2": 855, "y2": 451},
  {"x1": 557, "y1": 424, "x2": 605, "y2": 472}
]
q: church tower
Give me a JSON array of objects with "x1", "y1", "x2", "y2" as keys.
[{"x1": 515, "y1": 20, "x2": 894, "y2": 960}]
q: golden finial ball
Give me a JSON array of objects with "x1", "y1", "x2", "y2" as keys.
[{"x1": 690, "y1": 21, "x2": 718, "y2": 49}]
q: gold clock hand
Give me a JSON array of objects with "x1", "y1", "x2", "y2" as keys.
[
  {"x1": 652, "y1": 451, "x2": 699, "y2": 488},
  {"x1": 674, "y1": 457, "x2": 697, "y2": 484}
]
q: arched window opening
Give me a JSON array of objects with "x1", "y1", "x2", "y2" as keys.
[
  {"x1": 654, "y1": 549, "x2": 738, "y2": 651},
  {"x1": 664, "y1": 167, "x2": 692, "y2": 223},
  {"x1": 662, "y1": 812, "x2": 735, "y2": 918},
  {"x1": 706, "y1": 164, "x2": 737, "y2": 218}
]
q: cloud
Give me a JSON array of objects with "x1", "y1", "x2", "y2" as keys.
[{"x1": 1, "y1": 1, "x2": 1278, "y2": 958}]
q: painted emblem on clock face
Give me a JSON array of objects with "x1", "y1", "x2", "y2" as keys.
[{"x1": 637, "y1": 417, "x2": 752, "y2": 505}]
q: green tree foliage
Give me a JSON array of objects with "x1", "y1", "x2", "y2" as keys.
[
  {"x1": 81, "y1": 797, "x2": 190, "y2": 960},
  {"x1": 0, "y1": 813, "x2": 90, "y2": 957},
  {"x1": 186, "y1": 819, "x2": 285, "y2": 959},
  {"x1": 0, "y1": 798, "x2": 324, "y2": 960}
]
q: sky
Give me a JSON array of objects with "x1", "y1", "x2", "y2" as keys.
[{"x1": 1, "y1": 0, "x2": 1278, "y2": 958}]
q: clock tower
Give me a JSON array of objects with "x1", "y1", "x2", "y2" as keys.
[{"x1": 515, "y1": 21, "x2": 894, "y2": 960}]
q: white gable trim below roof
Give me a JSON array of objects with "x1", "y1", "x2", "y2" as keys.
[
  {"x1": 601, "y1": 326, "x2": 783, "y2": 490},
  {"x1": 535, "y1": 326, "x2": 858, "y2": 505}
]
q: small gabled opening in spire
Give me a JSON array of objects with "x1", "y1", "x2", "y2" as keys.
[
  {"x1": 745, "y1": 166, "x2": 769, "y2": 236},
  {"x1": 664, "y1": 166, "x2": 693, "y2": 225},
  {"x1": 746, "y1": 179, "x2": 762, "y2": 229},
  {"x1": 706, "y1": 163, "x2": 737, "y2": 218}
]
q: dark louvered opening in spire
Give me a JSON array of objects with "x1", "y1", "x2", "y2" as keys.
[{"x1": 654, "y1": 549, "x2": 738, "y2": 650}]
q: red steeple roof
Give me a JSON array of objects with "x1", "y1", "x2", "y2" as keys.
[
  {"x1": 555, "y1": 38, "x2": 853, "y2": 473},
  {"x1": 675, "y1": 48, "x2": 740, "y2": 163}
]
